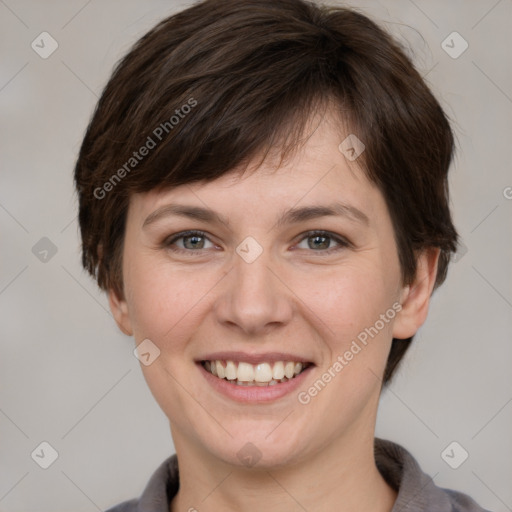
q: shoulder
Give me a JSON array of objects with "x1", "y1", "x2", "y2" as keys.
[
  {"x1": 103, "y1": 454, "x2": 179, "y2": 512},
  {"x1": 105, "y1": 498, "x2": 138, "y2": 512},
  {"x1": 375, "y1": 438, "x2": 493, "y2": 512}
]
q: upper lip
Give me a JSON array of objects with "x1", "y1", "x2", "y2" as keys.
[{"x1": 196, "y1": 351, "x2": 315, "y2": 365}]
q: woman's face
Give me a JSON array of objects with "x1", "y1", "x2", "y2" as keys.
[{"x1": 110, "y1": 115, "x2": 425, "y2": 468}]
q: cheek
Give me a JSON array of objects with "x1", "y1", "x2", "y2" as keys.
[
  {"x1": 303, "y1": 263, "x2": 397, "y2": 342},
  {"x1": 123, "y1": 258, "x2": 211, "y2": 413},
  {"x1": 124, "y1": 255, "x2": 215, "y2": 348}
]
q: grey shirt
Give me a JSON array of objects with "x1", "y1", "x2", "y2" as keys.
[{"x1": 105, "y1": 438, "x2": 492, "y2": 512}]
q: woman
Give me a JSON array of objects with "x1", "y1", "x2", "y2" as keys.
[{"x1": 74, "y1": 0, "x2": 491, "y2": 510}]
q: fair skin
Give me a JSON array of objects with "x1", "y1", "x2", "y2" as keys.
[{"x1": 109, "y1": 113, "x2": 439, "y2": 512}]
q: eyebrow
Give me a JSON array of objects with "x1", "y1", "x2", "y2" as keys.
[{"x1": 142, "y1": 201, "x2": 369, "y2": 229}]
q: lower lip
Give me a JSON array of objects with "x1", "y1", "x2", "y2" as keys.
[{"x1": 197, "y1": 362, "x2": 314, "y2": 403}]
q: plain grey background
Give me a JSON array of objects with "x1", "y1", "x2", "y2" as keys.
[{"x1": 1, "y1": 0, "x2": 511, "y2": 511}]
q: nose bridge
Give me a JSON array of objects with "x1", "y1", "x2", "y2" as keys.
[
  {"x1": 215, "y1": 241, "x2": 292, "y2": 334},
  {"x1": 234, "y1": 249, "x2": 274, "y2": 299}
]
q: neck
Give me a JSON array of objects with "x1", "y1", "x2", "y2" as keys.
[{"x1": 169, "y1": 427, "x2": 397, "y2": 512}]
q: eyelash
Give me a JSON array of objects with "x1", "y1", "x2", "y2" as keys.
[{"x1": 162, "y1": 230, "x2": 350, "y2": 256}]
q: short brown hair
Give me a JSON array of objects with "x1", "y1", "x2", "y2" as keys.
[{"x1": 74, "y1": 0, "x2": 458, "y2": 384}]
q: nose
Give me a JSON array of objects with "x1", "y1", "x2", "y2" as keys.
[{"x1": 214, "y1": 246, "x2": 294, "y2": 336}]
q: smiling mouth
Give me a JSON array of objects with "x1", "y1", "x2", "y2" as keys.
[{"x1": 201, "y1": 360, "x2": 313, "y2": 386}]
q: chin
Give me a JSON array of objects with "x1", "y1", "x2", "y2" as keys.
[{"x1": 200, "y1": 428, "x2": 310, "y2": 470}]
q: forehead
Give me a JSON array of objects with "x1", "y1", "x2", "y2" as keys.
[{"x1": 128, "y1": 112, "x2": 383, "y2": 225}]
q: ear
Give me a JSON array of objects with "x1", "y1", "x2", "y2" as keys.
[
  {"x1": 108, "y1": 287, "x2": 133, "y2": 336},
  {"x1": 392, "y1": 248, "x2": 440, "y2": 340}
]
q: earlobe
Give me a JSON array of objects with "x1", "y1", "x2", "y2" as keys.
[
  {"x1": 392, "y1": 248, "x2": 440, "y2": 340},
  {"x1": 108, "y1": 287, "x2": 134, "y2": 336}
]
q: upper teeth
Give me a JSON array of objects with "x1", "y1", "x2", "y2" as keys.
[{"x1": 204, "y1": 360, "x2": 306, "y2": 383}]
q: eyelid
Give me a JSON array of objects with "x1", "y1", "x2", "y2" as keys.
[
  {"x1": 295, "y1": 230, "x2": 350, "y2": 246},
  {"x1": 163, "y1": 230, "x2": 217, "y2": 254},
  {"x1": 162, "y1": 229, "x2": 351, "y2": 255}
]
